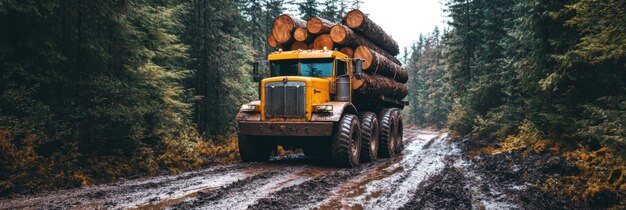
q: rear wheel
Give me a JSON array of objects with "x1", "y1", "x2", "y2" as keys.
[
  {"x1": 331, "y1": 114, "x2": 361, "y2": 167},
  {"x1": 238, "y1": 135, "x2": 272, "y2": 162},
  {"x1": 359, "y1": 112, "x2": 379, "y2": 163},
  {"x1": 392, "y1": 109, "x2": 404, "y2": 153},
  {"x1": 378, "y1": 109, "x2": 397, "y2": 158}
]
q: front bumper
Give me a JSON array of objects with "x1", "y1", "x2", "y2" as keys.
[{"x1": 239, "y1": 121, "x2": 334, "y2": 136}]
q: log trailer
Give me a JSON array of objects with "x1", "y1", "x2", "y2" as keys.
[{"x1": 235, "y1": 48, "x2": 407, "y2": 168}]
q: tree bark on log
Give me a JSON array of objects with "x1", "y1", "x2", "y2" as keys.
[
  {"x1": 312, "y1": 34, "x2": 334, "y2": 50},
  {"x1": 354, "y1": 46, "x2": 408, "y2": 83},
  {"x1": 352, "y1": 73, "x2": 408, "y2": 99},
  {"x1": 342, "y1": 10, "x2": 400, "y2": 56},
  {"x1": 267, "y1": 34, "x2": 281, "y2": 49},
  {"x1": 340, "y1": 47, "x2": 354, "y2": 57},
  {"x1": 294, "y1": 27, "x2": 314, "y2": 43},
  {"x1": 290, "y1": 41, "x2": 309, "y2": 50},
  {"x1": 330, "y1": 25, "x2": 401, "y2": 65},
  {"x1": 307, "y1": 17, "x2": 334, "y2": 34},
  {"x1": 272, "y1": 14, "x2": 306, "y2": 44}
]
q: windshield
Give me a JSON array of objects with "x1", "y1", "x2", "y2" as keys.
[
  {"x1": 300, "y1": 59, "x2": 333, "y2": 77},
  {"x1": 270, "y1": 59, "x2": 333, "y2": 77},
  {"x1": 270, "y1": 60, "x2": 298, "y2": 76}
]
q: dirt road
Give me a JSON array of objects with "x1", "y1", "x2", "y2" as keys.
[{"x1": 0, "y1": 129, "x2": 524, "y2": 209}]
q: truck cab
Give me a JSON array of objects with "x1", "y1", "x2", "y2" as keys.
[{"x1": 236, "y1": 49, "x2": 404, "y2": 167}]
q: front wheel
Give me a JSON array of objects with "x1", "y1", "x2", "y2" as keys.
[{"x1": 331, "y1": 114, "x2": 361, "y2": 167}]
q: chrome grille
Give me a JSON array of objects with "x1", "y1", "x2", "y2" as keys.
[{"x1": 265, "y1": 81, "x2": 306, "y2": 118}]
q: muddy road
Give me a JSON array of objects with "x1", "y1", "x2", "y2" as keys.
[{"x1": 0, "y1": 129, "x2": 525, "y2": 209}]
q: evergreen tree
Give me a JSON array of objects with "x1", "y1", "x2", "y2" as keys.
[
  {"x1": 0, "y1": 0, "x2": 198, "y2": 194},
  {"x1": 298, "y1": 0, "x2": 320, "y2": 20},
  {"x1": 336, "y1": 0, "x2": 349, "y2": 21},
  {"x1": 319, "y1": 0, "x2": 339, "y2": 22},
  {"x1": 184, "y1": 0, "x2": 258, "y2": 137}
]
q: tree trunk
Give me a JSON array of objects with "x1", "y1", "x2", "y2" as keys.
[
  {"x1": 307, "y1": 17, "x2": 334, "y2": 34},
  {"x1": 352, "y1": 73, "x2": 408, "y2": 99},
  {"x1": 294, "y1": 27, "x2": 314, "y2": 43},
  {"x1": 312, "y1": 34, "x2": 334, "y2": 50},
  {"x1": 340, "y1": 47, "x2": 354, "y2": 57},
  {"x1": 343, "y1": 9, "x2": 400, "y2": 56},
  {"x1": 330, "y1": 25, "x2": 401, "y2": 65},
  {"x1": 272, "y1": 14, "x2": 306, "y2": 44},
  {"x1": 354, "y1": 46, "x2": 408, "y2": 83},
  {"x1": 267, "y1": 34, "x2": 282, "y2": 49},
  {"x1": 290, "y1": 41, "x2": 309, "y2": 50}
]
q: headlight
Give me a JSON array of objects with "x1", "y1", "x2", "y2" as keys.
[
  {"x1": 314, "y1": 104, "x2": 333, "y2": 112},
  {"x1": 241, "y1": 104, "x2": 259, "y2": 112}
]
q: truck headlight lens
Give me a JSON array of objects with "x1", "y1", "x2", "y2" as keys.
[
  {"x1": 241, "y1": 104, "x2": 259, "y2": 112},
  {"x1": 314, "y1": 105, "x2": 333, "y2": 112}
]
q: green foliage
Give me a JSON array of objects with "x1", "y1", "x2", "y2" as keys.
[
  {"x1": 0, "y1": 0, "x2": 202, "y2": 195},
  {"x1": 404, "y1": 28, "x2": 451, "y2": 128},
  {"x1": 298, "y1": 0, "x2": 320, "y2": 20}
]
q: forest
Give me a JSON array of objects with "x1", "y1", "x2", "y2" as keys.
[{"x1": 0, "y1": 0, "x2": 624, "y2": 207}]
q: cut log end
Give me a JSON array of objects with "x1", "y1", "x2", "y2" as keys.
[
  {"x1": 290, "y1": 41, "x2": 308, "y2": 50},
  {"x1": 307, "y1": 17, "x2": 333, "y2": 34},
  {"x1": 354, "y1": 46, "x2": 373, "y2": 69},
  {"x1": 312, "y1": 34, "x2": 334, "y2": 50},
  {"x1": 340, "y1": 47, "x2": 354, "y2": 58},
  {"x1": 307, "y1": 18, "x2": 323, "y2": 34},
  {"x1": 345, "y1": 10, "x2": 365, "y2": 29},
  {"x1": 267, "y1": 34, "x2": 279, "y2": 48},
  {"x1": 294, "y1": 27, "x2": 309, "y2": 42},
  {"x1": 272, "y1": 14, "x2": 306, "y2": 44},
  {"x1": 330, "y1": 25, "x2": 349, "y2": 45}
]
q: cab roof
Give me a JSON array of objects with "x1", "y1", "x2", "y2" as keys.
[{"x1": 268, "y1": 49, "x2": 348, "y2": 61}]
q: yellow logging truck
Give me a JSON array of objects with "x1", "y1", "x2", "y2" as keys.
[{"x1": 236, "y1": 49, "x2": 406, "y2": 168}]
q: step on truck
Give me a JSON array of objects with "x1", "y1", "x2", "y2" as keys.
[{"x1": 236, "y1": 49, "x2": 407, "y2": 167}]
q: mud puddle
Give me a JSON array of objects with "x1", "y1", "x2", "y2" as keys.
[{"x1": 0, "y1": 128, "x2": 554, "y2": 209}]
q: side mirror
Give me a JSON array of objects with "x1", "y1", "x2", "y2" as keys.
[
  {"x1": 253, "y1": 61, "x2": 263, "y2": 82},
  {"x1": 354, "y1": 59, "x2": 363, "y2": 80}
]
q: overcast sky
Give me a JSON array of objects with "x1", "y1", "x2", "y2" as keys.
[
  {"x1": 286, "y1": 0, "x2": 448, "y2": 55},
  {"x1": 359, "y1": 0, "x2": 448, "y2": 54}
]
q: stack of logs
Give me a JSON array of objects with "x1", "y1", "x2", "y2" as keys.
[{"x1": 268, "y1": 10, "x2": 408, "y2": 103}]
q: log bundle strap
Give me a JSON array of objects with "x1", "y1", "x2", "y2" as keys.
[
  {"x1": 272, "y1": 14, "x2": 306, "y2": 44},
  {"x1": 307, "y1": 17, "x2": 334, "y2": 35},
  {"x1": 343, "y1": 10, "x2": 400, "y2": 56},
  {"x1": 330, "y1": 25, "x2": 402, "y2": 65},
  {"x1": 354, "y1": 46, "x2": 408, "y2": 83}
]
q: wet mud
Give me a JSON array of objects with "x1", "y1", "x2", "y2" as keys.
[{"x1": 0, "y1": 128, "x2": 575, "y2": 210}]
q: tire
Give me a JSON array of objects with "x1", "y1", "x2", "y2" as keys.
[
  {"x1": 238, "y1": 134, "x2": 272, "y2": 162},
  {"x1": 392, "y1": 109, "x2": 405, "y2": 153},
  {"x1": 378, "y1": 108, "x2": 397, "y2": 158},
  {"x1": 359, "y1": 112, "x2": 379, "y2": 163},
  {"x1": 331, "y1": 114, "x2": 361, "y2": 168}
]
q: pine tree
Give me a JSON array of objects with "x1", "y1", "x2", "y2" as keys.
[
  {"x1": 298, "y1": 0, "x2": 320, "y2": 20},
  {"x1": 319, "y1": 0, "x2": 339, "y2": 22}
]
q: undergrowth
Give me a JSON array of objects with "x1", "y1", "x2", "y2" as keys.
[{"x1": 470, "y1": 120, "x2": 626, "y2": 209}]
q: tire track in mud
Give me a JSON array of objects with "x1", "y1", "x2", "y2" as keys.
[
  {"x1": 0, "y1": 129, "x2": 476, "y2": 210},
  {"x1": 315, "y1": 130, "x2": 459, "y2": 209},
  {"x1": 168, "y1": 166, "x2": 322, "y2": 210}
]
